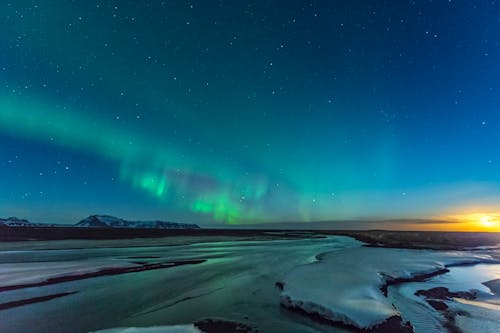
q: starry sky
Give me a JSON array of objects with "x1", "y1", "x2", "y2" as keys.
[{"x1": 0, "y1": 1, "x2": 499, "y2": 228}]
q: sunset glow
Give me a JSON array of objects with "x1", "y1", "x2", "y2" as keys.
[
  {"x1": 435, "y1": 210, "x2": 500, "y2": 232},
  {"x1": 480, "y1": 215, "x2": 495, "y2": 228}
]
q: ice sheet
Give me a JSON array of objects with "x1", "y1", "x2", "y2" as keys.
[{"x1": 280, "y1": 247, "x2": 496, "y2": 329}]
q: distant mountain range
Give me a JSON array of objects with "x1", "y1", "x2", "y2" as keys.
[
  {"x1": 75, "y1": 215, "x2": 200, "y2": 229},
  {"x1": 0, "y1": 215, "x2": 200, "y2": 229},
  {"x1": 0, "y1": 217, "x2": 59, "y2": 227}
]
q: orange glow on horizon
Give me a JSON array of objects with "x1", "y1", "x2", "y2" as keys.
[
  {"x1": 480, "y1": 215, "x2": 495, "y2": 228},
  {"x1": 433, "y1": 211, "x2": 500, "y2": 232}
]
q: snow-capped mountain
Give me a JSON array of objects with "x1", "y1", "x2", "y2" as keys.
[
  {"x1": 0, "y1": 217, "x2": 32, "y2": 227},
  {"x1": 75, "y1": 215, "x2": 200, "y2": 229},
  {"x1": 0, "y1": 217, "x2": 61, "y2": 227}
]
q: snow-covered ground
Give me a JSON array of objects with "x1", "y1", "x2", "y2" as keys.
[
  {"x1": 280, "y1": 246, "x2": 499, "y2": 330},
  {"x1": 0, "y1": 235, "x2": 499, "y2": 333}
]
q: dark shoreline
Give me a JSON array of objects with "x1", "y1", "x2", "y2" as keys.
[
  {"x1": 1, "y1": 226, "x2": 499, "y2": 250},
  {"x1": 0, "y1": 226, "x2": 322, "y2": 242},
  {"x1": 322, "y1": 230, "x2": 500, "y2": 250},
  {"x1": 0, "y1": 292, "x2": 78, "y2": 311},
  {"x1": 281, "y1": 304, "x2": 413, "y2": 333}
]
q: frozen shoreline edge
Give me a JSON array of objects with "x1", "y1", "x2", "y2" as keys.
[{"x1": 278, "y1": 246, "x2": 500, "y2": 333}]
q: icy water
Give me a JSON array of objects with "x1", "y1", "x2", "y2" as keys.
[
  {"x1": 389, "y1": 263, "x2": 500, "y2": 333},
  {"x1": 0, "y1": 236, "x2": 358, "y2": 333},
  {"x1": 0, "y1": 236, "x2": 499, "y2": 333}
]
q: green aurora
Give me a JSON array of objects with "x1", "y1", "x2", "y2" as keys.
[{"x1": 0, "y1": 1, "x2": 499, "y2": 226}]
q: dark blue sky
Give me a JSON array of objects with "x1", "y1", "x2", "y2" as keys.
[{"x1": 0, "y1": 1, "x2": 499, "y2": 226}]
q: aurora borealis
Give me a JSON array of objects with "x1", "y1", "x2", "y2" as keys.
[{"x1": 0, "y1": 1, "x2": 499, "y2": 228}]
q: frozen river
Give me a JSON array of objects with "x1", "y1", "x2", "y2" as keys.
[{"x1": 0, "y1": 235, "x2": 499, "y2": 333}]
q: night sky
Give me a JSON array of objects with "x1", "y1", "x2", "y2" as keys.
[{"x1": 1, "y1": 1, "x2": 499, "y2": 227}]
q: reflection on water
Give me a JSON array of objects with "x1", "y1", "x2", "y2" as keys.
[
  {"x1": 389, "y1": 263, "x2": 500, "y2": 333},
  {"x1": 431, "y1": 264, "x2": 500, "y2": 294},
  {"x1": 0, "y1": 236, "x2": 357, "y2": 333},
  {"x1": 454, "y1": 298, "x2": 500, "y2": 311}
]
